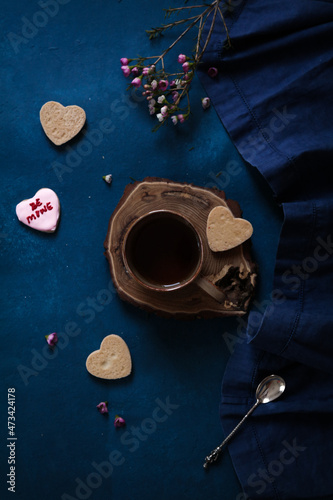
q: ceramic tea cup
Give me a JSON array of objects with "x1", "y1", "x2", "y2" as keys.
[{"x1": 122, "y1": 210, "x2": 224, "y2": 302}]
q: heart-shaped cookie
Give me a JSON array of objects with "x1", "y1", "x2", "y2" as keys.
[
  {"x1": 40, "y1": 101, "x2": 86, "y2": 146},
  {"x1": 16, "y1": 188, "x2": 60, "y2": 233},
  {"x1": 206, "y1": 206, "x2": 253, "y2": 252},
  {"x1": 86, "y1": 335, "x2": 132, "y2": 380}
]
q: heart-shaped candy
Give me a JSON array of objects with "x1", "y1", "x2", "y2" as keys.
[
  {"x1": 206, "y1": 206, "x2": 253, "y2": 252},
  {"x1": 40, "y1": 101, "x2": 86, "y2": 146},
  {"x1": 16, "y1": 188, "x2": 60, "y2": 233},
  {"x1": 86, "y1": 335, "x2": 132, "y2": 380}
]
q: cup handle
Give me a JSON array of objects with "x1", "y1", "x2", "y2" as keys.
[{"x1": 195, "y1": 275, "x2": 226, "y2": 303}]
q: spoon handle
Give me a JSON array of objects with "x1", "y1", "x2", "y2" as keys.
[{"x1": 203, "y1": 399, "x2": 261, "y2": 469}]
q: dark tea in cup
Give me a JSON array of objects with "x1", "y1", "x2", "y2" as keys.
[{"x1": 123, "y1": 210, "x2": 203, "y2": 291}]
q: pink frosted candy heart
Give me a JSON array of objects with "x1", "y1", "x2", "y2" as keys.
[{"x1": 16, "y1": 188, "x2": 60, "y2": 233}]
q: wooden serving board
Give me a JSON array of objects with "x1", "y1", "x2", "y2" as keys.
[{"x1": 104, "y1": 178, "x2": 256, "y2": 319}]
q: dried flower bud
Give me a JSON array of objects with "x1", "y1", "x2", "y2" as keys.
[
  {"x1": 131, "y1": 77, "x2": 142, "y2": 88},
  {"x1": 97, "y1": 402, "x2": 109, "y2": 414},
  {"x1": 121, "y1": 65, "x2": 131, "y2": 77},
  {"x1": 114, "y1": 415, "x2": 126, "y2": 428},
  {"x1": 178, "y1": 54, "x2": 187, "y2": 64},
  {"x1": 103, "y1": 174, "x2": 113, "y2": 185},
  {"x1": 182, "y1": 62, "x2": 190, "y2": 73},
  {"x1": 45, "y1": 332, "x2": 58, "y2": 346},
  {"x1": 202, "y1": 97, "x2": 211, "y2": 110},
  {"x1": 158, "y1": 80, "x2": 169, "y2": 91},
  {"x1": 208, "y1": 67, "x2": 218, "y2": 78},
  {"x1": 172, "y1": 91, "x2": 179, "y2": 103}
]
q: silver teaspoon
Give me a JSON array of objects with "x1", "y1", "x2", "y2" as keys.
[{"x1": 203, "y1": 374, "x2": 286, "y2": 469}]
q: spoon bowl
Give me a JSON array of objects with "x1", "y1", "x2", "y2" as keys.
[{"x1": 256, "y1": 374, "x2": 286, "y2": 404}]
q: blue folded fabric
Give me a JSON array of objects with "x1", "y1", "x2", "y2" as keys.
[{"x1": 199, "y1": 1, "x2": 333, "y2": 498}]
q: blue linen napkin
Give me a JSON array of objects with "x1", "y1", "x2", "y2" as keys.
[{"x1": 199, "y1": 0, "x2": 333, "y2": 498}]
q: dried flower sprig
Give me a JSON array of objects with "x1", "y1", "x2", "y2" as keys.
[{"x1": 121, "y1": 0, "x2": 231, "y2": 131}]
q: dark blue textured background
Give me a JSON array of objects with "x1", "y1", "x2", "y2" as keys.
[{"x1": 0, "y1": 1, "x2": 282, "y2": 499}]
